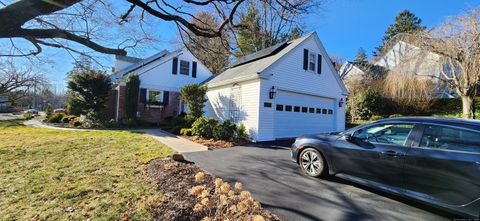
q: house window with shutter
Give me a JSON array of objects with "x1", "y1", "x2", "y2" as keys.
[
  {"x1": 180, "y1": 60, "x2": 190, "y2": 75},
  {"x1": 147, "y1": 90, "x2": 163, "y2": 106},
  {"x1": 309, "y1": 52, "x2": 315, "y2": 71}
]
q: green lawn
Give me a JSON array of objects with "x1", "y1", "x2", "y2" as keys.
[{"x1": 0, "y1": 120, "x2": 175, "y2": 220}]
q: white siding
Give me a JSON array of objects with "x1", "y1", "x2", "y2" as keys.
[
  {"x1": 133, "y1": 49, "x2": 212, "y2": 92},
  {"x1": 205, "y1": 80, "x2": 261, "y2": 141},
  {"x1": 258, "y1": 34, "x2": 346, "y2": 140}
]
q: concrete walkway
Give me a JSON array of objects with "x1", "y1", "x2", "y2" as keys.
[{"x1": 23, "y1": 119, "x2": 208, "y2": 153}]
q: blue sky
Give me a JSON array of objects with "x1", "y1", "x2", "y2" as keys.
[{"x1": 38, "y1": 0, "x2": 479, "y2": 91}]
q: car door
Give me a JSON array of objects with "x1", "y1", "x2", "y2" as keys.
[
  {"x1": 332, "y1": 123, "x2": 415, "y2": 189},
  {"x1": 404, "y1": 124, "x2": 480, "y2": 211}
]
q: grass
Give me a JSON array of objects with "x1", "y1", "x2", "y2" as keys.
[{"x1": 0, "y1": 120, "x2": 175, "y2": 221}]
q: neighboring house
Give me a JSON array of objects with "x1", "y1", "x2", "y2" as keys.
[
  {"x1": 374, "y1": 41, "x2": 455, "y2": 98},
  {"x1": 204, "y1": 32, "x2": 349, "y2": 142},
  {"x1": 339, "y1": 41, "x2": 455, "y2": 98},
  {"x1": 0, "y1": 96, "x2": 8, "y2": 112},
  {"x1": 109, "y1": 48, "x2": 213, "y2": 123}
]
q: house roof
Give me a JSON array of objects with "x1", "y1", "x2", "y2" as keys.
[
  {"x1": 207, "y1": 34, "x2": 312, "y2": 88},
  {"x1": 115, "y1": 49, "x2": 181, "y2": 76},
  {"x1": 207, "y1": 33, "x2": 349, "y2": 95},
  {"x1": 115, "y1": 55, "x2": 142, "y2": 63}
]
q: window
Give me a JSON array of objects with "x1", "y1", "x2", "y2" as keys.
[
  {"x1": 328, "y1": 109, "x2": 333, "y2": 114},
  {"x1": 276, "y1": 104, "x2": 284, "y2": 111},
  {"x1": 180, "y1": 60, "x2": 189, "y2": 75},
  {"x1": 264, "y1": 102, "x2": 272, "y2": 108},
  {"x1": 353, "y1": 124, "x2": 414, "y2": 145},
  {"x1": 316, "y1": 108, "x2": 321, "y2": 114},
  {"x1": 322, "y1": 109, "x2": 327, "y2": 114},
  {"x1": 285, "y1": 105, "x2": 292, "y2": 112},
  {"x1": 309, "y1": 52, "x2": 315, "y2": 71},
  {"x1": 309, "y1": 107, "x2": 314, "y2": 113},
  {"x1": 148, "y1": 90, "x2": 163, "y2": 105},
  {"x1": 294, "y1": 106, "x2": 300, "y2": 112},
  {"x1": 419, "y1": 125, "x2": 480, "y2": 154},
  {"x1": 301, "y1": 107, "x2": 308, "y2": 113}
]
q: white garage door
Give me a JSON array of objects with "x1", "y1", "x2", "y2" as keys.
[{"x1": 274, "y1": 90, "x2": 336, "y2": 139}]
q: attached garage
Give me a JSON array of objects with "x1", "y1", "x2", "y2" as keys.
[
  {"x1": 274, "y1": 90, "x2": 336, "y2": 139},
  {"x1": 204, "y1": 32, "x2": 349, "y2": 142}
]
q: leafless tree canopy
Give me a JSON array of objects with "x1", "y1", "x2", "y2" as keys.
[
  {"x1": 0, "y1": 61, "x2": 47, "y2": 96},
  {"x1": 0, "y1": 0, "x2": 246, "y2": 58},
  {"x1": 399, "y1": 8, "x2": 480, "y2": 118}
]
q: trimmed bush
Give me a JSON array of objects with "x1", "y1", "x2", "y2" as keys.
[
  {"x1": 235, "y1": 123, "x2": 250, "y2": 143},
  {"x1": 213, "y1": 120, "x2": 236, "y2": 141},
  {"x1": 192, "y1": 117, "x2": 218, "y2": 139},
  {"x1": 61, "y1": 115, "x2": 77, "y2": 124},
  {"x1": 180, "y1": 128, "x2": 193, "y2": 136},
  {"x1": 45, "y1": 104, "x2": 53, "y2": 117},
  {"x1": 23, "y1": 112, "x2": 33, "y2": 120},
  {"x1": 47, "y1": 113, "x2": 66, "y2": 123},
  {"x1": 369, "y1": 115, "x2": 384, "y2": 121},
  {"x1": 389, "y1": 114, "x2": 403, "y2": 118}
]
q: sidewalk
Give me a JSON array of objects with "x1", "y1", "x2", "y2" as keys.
[
  {"x1": 133, "y1": 129, "x2": 209, "y2": 153},
  {"x1": 23, "y1": 119, "x2": 208, "y2": 153}
]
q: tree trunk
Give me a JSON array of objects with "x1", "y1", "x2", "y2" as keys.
[{"x1": 461, "y1": 95, "x2": 474, "y2": 119}]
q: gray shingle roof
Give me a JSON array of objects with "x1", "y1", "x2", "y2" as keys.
[{"x1": 207, "y1": 33, "x2": 312, "y2": 87}]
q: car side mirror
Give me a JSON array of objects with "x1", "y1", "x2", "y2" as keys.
[{"x1": 344, "y1": 134, "x2": 353, "y2": 142}]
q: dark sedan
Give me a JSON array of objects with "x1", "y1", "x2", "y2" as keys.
[{"x1": 291, "y1": 117, "x2": 480, "y2": 218}]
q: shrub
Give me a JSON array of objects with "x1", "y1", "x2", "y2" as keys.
[
  {"x1": 369, "y1": 115, "x2": 384, "y2": 121},
  {"x1": 192, "y1": 117, "x2": 218, "y2": 139},
  {"x1": 45, "y1": 104, "x2": 53, "y2": 117},
  {"x1": 353, "y1": 87, "x2": 388, "y2": 120},
  {"x1": 124, "y1": 118, "x2": 137, "y2": 127},
  {"x1": 61, "y1": 115, "x2": 76, "y2": 124},
  {"x1": 124, "y1": 74, "x2": 140, "y2": 122},
  {"x1": 180, "y1": 84, "x2": 208, "y2": 122},
  {"x1": 66, "y1": 70, "x2": 112, "y2": 116},
  {"x1": 190, "y1": 172, "x2": 268, "y2": 221},
  {"x1": 213, "y1": 120, "x2": 236, "y2": 141},
  {"x1": 23, "y1": 112, "x2": 33, "y2": 120},
  {"x1": 47, "y1": 113, "x2": 66, "y2": 123},
  {"x1": 235, "y1": 123, "x2": 250, "y2": 143},
  {"x1": 389, "y1": 114, "x2": 403, "y2": 118},
  {"x1": 69, "y1": 117, "x2": 83, "y2": 127},
  {"x1": 180, "y1": 128, "x2": 193, "y2": 136}
]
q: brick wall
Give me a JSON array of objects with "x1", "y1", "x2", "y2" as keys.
[
  {"x1": 102, "y1": 89, "x2": 118, "y2": 120},
  {"x1": 137, "y1": 92, "x2": 180, "y2": 124}
]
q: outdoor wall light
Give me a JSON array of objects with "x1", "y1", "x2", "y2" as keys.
[
  {"x1": 269, "y1": 86, "x2": 276, "y2": 99},
  {"x1": 339, "y1": 98, "x2": 344, "y2": 107}
]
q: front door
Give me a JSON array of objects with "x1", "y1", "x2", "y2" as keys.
[
  {"x1": 404, "y1": 124, "x2": 480, "y2": 210},
  {"x1": 332, "y1": 123, "x2": 415, "y2": 189}
]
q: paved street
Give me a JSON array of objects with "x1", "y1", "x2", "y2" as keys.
[{"x1": 184, "y1": 145, "x2": 457, "y2": 221}]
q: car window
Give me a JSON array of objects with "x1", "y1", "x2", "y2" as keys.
[
  {"x1": 353, "y1": 124, "x2": 414, "y2": 145},
  {"x1": 419, "y1": 125, "x2": 480, "y2": 154}
]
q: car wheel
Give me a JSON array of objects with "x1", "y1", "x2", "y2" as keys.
[{"x1": 300, "y1": 148, "x2": 325, "y2": 177}]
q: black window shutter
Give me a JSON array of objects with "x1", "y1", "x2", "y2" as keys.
[
  {"x1": 140, "y1": 88, "x2": 147, "y2": 103},
  {"x1": 317, "y1": 54, "x2": 322, "y2": 74},
  {"x1": 192, "y1": 61, "x2": 197, "y2": 78},
  {"x1": 303, "y1": 49, "x2": 308, "y2": 70},
  {"x1": 162, "y1": 91, "x2": 170, "y2": 105},
  {"x1": 172, "y1": 57, "x2": 178, "y2": 75}
]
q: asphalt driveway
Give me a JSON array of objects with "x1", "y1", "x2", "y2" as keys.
[{"x1": 184, "y1": 144, "x2": 458, "y2": 221}]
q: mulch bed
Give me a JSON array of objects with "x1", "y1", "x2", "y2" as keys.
[
  {"x1": 144, "y1": 157, "x2": 280, "y2": 221},
  {"x1": 182, "y1": 135, "x2": 247, "y2": 149}
]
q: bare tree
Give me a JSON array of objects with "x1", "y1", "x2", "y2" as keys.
[
  {"x1": 180, "y1": 12, "x2": 231, "y2": 75},
  {"x1": 404, "y1": 8, "x2": 480, "y2": 118},
  {"x1": 0, "y1": 0, "x2": 246, "y2": 58},
  {"x1": 0, "y1": 60, "x2": 46, "y2": 96}
]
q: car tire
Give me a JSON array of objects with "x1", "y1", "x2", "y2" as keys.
[{"x1": 299, "y1": 148, "x2": 326, "y2": 177}]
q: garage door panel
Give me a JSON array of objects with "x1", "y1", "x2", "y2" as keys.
[{"x1": 274, "y1": 90, "x2": 336, "y2": 138}]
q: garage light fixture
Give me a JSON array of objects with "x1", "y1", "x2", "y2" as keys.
[
  {"x1": 339, "y1": 98, "x2": 344, "y2": 107},
  {"x1": 269, "y1": 86, "x2": 276, "y2": 99}
]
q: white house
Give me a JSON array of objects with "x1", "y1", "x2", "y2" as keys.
[
  {"x1": 204, "y1": 32, "x2": 349, "y2": 142},
  {"x1": 109, "y1": 48, "x2": 213, "y2": 123}
]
